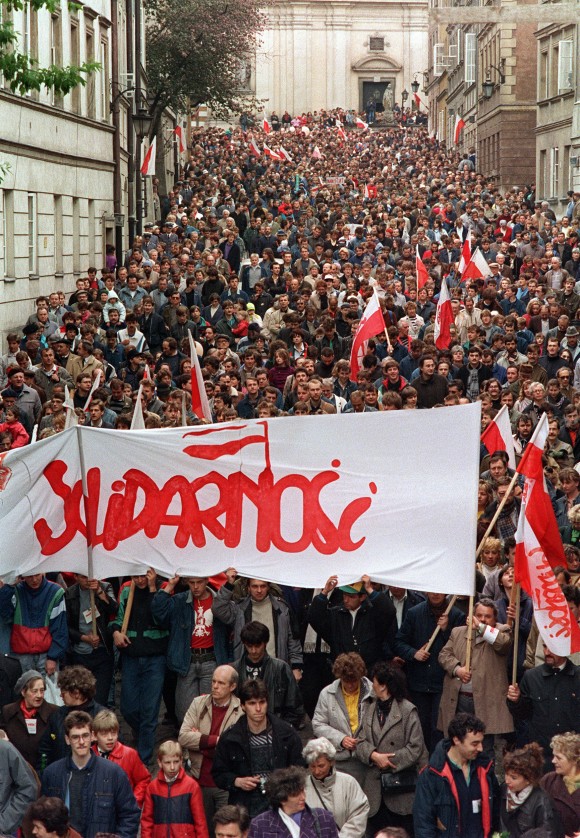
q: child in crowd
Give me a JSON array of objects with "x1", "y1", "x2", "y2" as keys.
[
  {"x1": 91, "y1": 709, "x2": 151, "y2": 807},
  {"x1": 141, "y1": 740, "x2": 209, "y2": 838}
]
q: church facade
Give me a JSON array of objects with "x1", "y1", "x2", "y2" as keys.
[{"x1": 254, "y1": 0, "x2": 429, "y2": 115}]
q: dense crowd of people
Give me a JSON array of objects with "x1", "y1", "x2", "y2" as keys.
[{"x1": 0, "y1": 110, "x2": 580, "y2": 837}]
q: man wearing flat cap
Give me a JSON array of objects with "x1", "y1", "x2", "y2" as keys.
[{"x1": 308, "y1": 576, "x2": 396, "y2": 670}]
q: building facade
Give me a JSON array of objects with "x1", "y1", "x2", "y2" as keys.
[
  {"x1": 535, "y1": 7, "x2": 580, "y2": 212},
  {"x1": 255, "y1": 0, "x2": 428, "y2": 115}
]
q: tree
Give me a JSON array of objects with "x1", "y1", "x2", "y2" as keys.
[
  {"x1": 144, "y1": 0, "x2": 265, "y2": 137},
  {"x1": 0, "y1": 0, "x2": 99, "y2": 96}
]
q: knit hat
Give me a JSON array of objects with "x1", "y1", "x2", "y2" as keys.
[{"x1": 14, "y1": 669, "x2": 44, "y2": 696}]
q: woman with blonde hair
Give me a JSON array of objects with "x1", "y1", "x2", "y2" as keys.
[{"x1": 541, "y1": 732, "x2": 580, "y2": 837}]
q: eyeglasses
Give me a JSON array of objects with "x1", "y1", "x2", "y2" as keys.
[{"x1": 68, "y1": 733, "x2": 91, "y2": 742}]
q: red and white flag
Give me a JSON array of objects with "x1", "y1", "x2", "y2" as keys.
[
  {"x1": 249, "y1": 138, "x2": 261, "y2": 158},
  {"x1": 279, "y1": 145, "x2": 293, "y2": 162},
  {"x1": 312, "y1": 146, "x2": 322, "y2": 160},
  {"x1": 416, "y1": 245, "x2": 430, "y2": 290},
  {"x1": 336, "y1": 121, "x2": 347, "y2": 142},
  {"x1": 462, "y1": 247, "x2": 490, "y2": 281},
  {"x1": 140, "y1": 136, "x2": 156, "y2": 176},
  {"x1": 364, "y1": 184, "x2": 377, "y2": 200},
  {"x1": 188, "y1": 333, "x2": 212, "y2": 423},
  {"x1": 349, "y1": 291, "x2": 385, "y2": 380},
  {"x1": 263, "y1": 143, "x2": 281, "y2": 161},
  {"x1": 458, "y1": 228, "x2": 471, "y2": 273},
  {"x1": 515, "y1": 414, "x2": 580, "y2": 656},
  {"x1": 356, "y1": 117, "x2": 368, "y2": 130},
  {"x1": 413, "y1": 92, "x2": 424, "y2": 110},
  {"x1": 434, "y1": 276, "x2": 454, "y2": 351},
  {"x1": 262, "y1": 113, "x2": 271, "y2": 134},
  {"x1": 481, "y1": 404, "x2": 516, "y2": 469},
  {"x1": 174, "y1": 126, "x2": 186, "y2": 154},
  {"x1": 454, "y1": 114, "x2": 466, "y2": 145}
]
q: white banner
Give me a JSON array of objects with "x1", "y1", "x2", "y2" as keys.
[{"x1": 0, "y1": 406, "x2": 481, "y2": 593}]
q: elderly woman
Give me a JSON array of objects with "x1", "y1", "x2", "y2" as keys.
[
  {"x1": 248, "y1": 766, "x2": 339, "y2": 838},
  {"x1": 312, "y1": 653, "x2": 373, "y2": 786},
  {"x1": 24, "y1": 796, "x2": 82, "y2": 838},
  {"x1": 303, "y1": 738, "x2": 369, "y2": 838},
  {"x1": 356, "y1": 663, "x2": 427, "y2": 837},
  {"x1": 0, "y1": 669, "x2": 58, "y2": 767},
  {"x1": 541, "y1": 732, "x2": 580, "y2": 837}
]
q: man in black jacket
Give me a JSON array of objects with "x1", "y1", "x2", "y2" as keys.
[
  {"x1": 212, "y1": 678, "x2": 304, "y2": 817},
  {"x1": 507, "y1": 644, "x2": 580, "y2": 769},
  {"x1": 234, "y1": 622, "x2": 303, "y2": 726},
  {"x1": 307, "y1": 577, "x2": 396, "y2": 671}
]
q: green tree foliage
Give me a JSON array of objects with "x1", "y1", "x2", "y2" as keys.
[
  {"x1": 144, "y1": 0, "x2": 265, "y2": 134},
  {"x1": 0, "y1": 0, "x2": 99, "y2": 96}
]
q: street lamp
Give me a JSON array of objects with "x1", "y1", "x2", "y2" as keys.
[
  {"x1": 482, "y1": 61, "x2": 506, "y2": 99},
  {"x1": 411, "y1": 76, "x2": 420, "y2": 94},
  {"x1": 132, "y1": 106, "x2": 153, "y2": 141},
  {"x1": 401, "y1": 89, "x2": 409, "y2": 104}
]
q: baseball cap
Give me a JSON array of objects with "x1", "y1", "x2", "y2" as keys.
[{"x1": 338, "y1": 581, "x2": 365, "y2": 595}]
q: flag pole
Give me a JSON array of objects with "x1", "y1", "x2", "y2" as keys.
[
  {"x1": 424, "y1": 595, "x2": 459, "y2": 652},
  {"x1": 465, "y1": 595, "x2": 475, "y2": 672},
  {"x1": 511, "y1": 583, "x2": 521, "y2": 685},
  {"x1": 76, "y1": 426, "x2": 97, "y2": 636},
  {"x1": 121, "y1": 581, "x2": 136, "y2": 635}
]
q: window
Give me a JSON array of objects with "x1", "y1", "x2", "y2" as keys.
[
  {"x1": 550, "y1": 43, "x2": 559, "y2": 98},
  {"x1": 73, "y1": 197, "x2": 80, "y2": 275},
  {"x1": 369, "y1": 37, "x2": 384, "y2": 51},
  {"x1": 54, "y1": 195, "x2": 63, "y2": 276},
  {"x1": 540, "y1": 51, "x2": 548, "y2": 99},
  {"x1": 558, "y1": 40, "x2": 573, "y2": 91},
  {"x1": 86, "y1": 24, "x2": 96, "y2": 119},
  {"x1": 88, "y1": 199, "x2": 95, "y2": 266},
  {"x1": 433, "y1": 43, "x2": 445, "y2": 77},
  {"x1": 51, "y1": 14, "x2": 62, "y2": 106},
  {"x1": 28, "y1": 194, "x2": 37, "y2": 276},
  {"x1": 100, "y1": 39, "x2": 109, "y2": 120},
  {"x1": 563, "y1": 146, "x2": 571, "y2": 193},
  {"x1": 464, "y1": 33, "x2": 476, "y2": 83},
  {"x1": 70, "y1": 19, "x2": 80, "y2": 113},
  {"x1": 438, "y1": 109, "x2": 444, "y2": 143},
  {"x1": 550, "y1": 147, "x2": 559, "y2": 197},
  {"x1": 2, "y1": 190, "x2": 14, "y2": 279},
  {"x1": 539, "y1": 149, "x2": 547, "y2": 196}
]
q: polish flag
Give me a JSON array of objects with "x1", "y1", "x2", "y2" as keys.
[
  {"x1": 174, "y1": 126, "x2": 186, "y2": 153},
  {"x1": 415, "y1": 245, "x2": 430, "y2": 290},
  {"x1": 140, "y1": 136, "x2": 156, "y2": 176},
  {"x1": 454, "y1": 114, "x2": 466, "y2": 145},
  {"x1": 336, "y1": 121, "x2": 347, "y2": 142},
  {"x1": 349, "y1": 290, "x2": 385, "y2": 380},
  {"x1": 462, "y1": 247, "x2": 491, "y2": 281},
  {"x1": 312, "y1": 146, "x2": 322, "y2": 160},
  {"x1": 262, "y1": 113, "x2": 271, "y2": 134},
  {"x1": 249, "y1": 138, "x2": 261, "y2": 158},
  {"x1": 413, "y1": 93, "x2": 424, "y2": 110},
  {"x1": 188, "y1": 332, "x2": 212, "y2": 423},
  {"x1": 481, "y1": 404, "x2": 516, "y2": 469},
  {"x1": 263, "y1": 143, "x2": 281, "y2": 161},
  {"x1": 515, "y1": 414, "x2": 580, "y2": 656},
  {"x1": 434, "y1": 276, "x2": 454, "y2": 351},
  {"x1": 356, "y1": 117, "x2": 368, "y2": 130},
  {"x1": 458, "y1": 228, "x2": 471, "y2": 273},
  {"x1": 279, "y1": 145, "x2": 293, "y2": 162}
]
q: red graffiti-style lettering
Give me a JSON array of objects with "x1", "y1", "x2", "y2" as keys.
[
  {"x1": 33, "y1": 454, "x2": 376, "y2": 557},
  {"x1": 531, "y1": 550, "x2": 573, "y2": 638}
]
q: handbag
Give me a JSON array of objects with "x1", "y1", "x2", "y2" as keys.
[{"x1": 380, "y1": 767, "x2": 417, "y2": 795}]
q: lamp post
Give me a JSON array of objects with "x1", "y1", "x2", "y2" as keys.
[
  {"x1": 411, "y1": 75, "x2": 420, "y2": 95},
  {"x1": 401, "y1": 89, "x2": 409, "y2": 107},
  {"x1": 482, "y1": 62, "x2": 506, "y2": 99},
  {"x1": 132, "y1": 106, "x2": 154, "y2": 236}
]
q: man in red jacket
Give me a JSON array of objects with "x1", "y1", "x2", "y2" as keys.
[
  {"x1": 91, "y1": 709, "x2": 150, "y2": 807},
  {"x1": 141, "y1": 740, "x2": 209, "y2": 838}
]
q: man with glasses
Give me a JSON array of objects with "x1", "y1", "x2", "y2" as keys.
[{"x1": 40, "y1": 710, "x2": 140, "y2": 838}]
